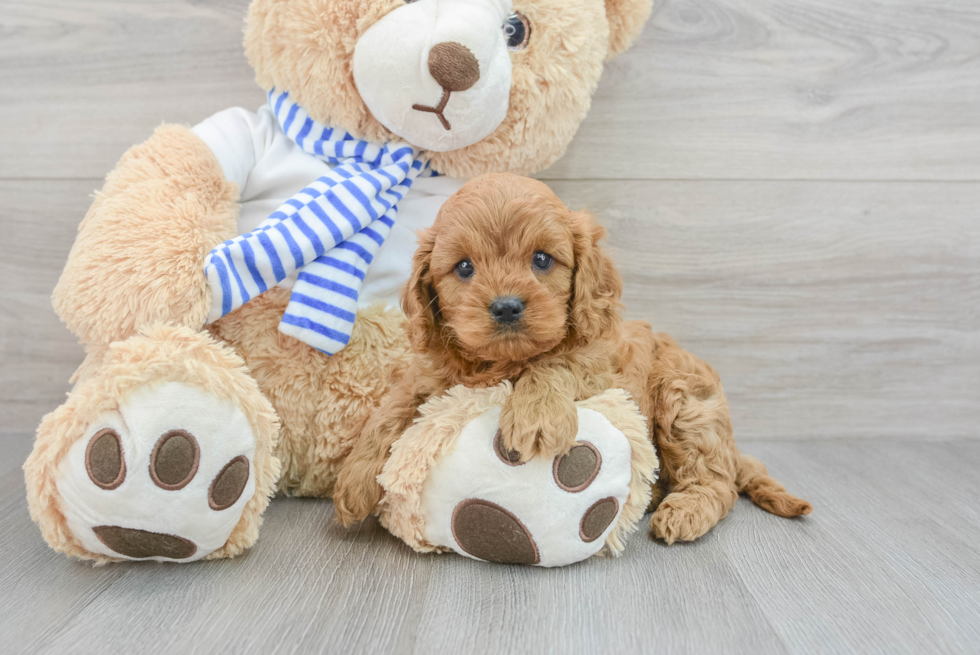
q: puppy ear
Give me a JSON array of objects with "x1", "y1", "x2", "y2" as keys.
[
  {"x1": 569, "y1": 211, "x2": 623, "y2": 342},
  {"x1": 605, "y1": 0, "x2": 653, "y2": 59},
  {"x1": 401, "y1": 227, "x2": 440, "y2": 353}
]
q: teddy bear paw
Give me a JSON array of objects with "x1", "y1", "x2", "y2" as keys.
[
  {"x1": 55, "y1": 382, "x2": 257, "y2": 562},
  {"x1": 421, "y1": 406, "x2": 633, "y2": 567}
]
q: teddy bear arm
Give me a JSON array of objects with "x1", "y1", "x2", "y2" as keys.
[{"x1": 53, "y1": 124, "x2": 240, "y2": 346}]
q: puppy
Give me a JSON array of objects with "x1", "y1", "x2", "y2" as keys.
[{"x1": 334, "y1": 173, "x2": 811, "y2": 543}]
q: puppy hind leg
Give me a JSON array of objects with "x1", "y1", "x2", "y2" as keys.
[
  {"x1": 648, "y1": 375, "x2": 740, "y2": 544},
  {"x1": 649, "y1": 429, "x2": 739, "y2": 544}
]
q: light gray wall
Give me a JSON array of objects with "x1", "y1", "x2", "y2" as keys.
[{"x1": 2, "y1": 0, "x2": 977, "y2": 440}]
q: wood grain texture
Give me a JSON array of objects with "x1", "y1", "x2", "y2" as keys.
[
  {"x1": 550, "y1": 180, "x2": 980, "y2": 440},
  {"x1": 0, "y1": 181, "x2": 89, "y2": 435},
  {"x1": 2, "y1": 439, "x2": 978, "y2": 654},
  {"x1": 544, "y1": 0, "x2": 980, "y2": 180},
  {"x1": 1, "y1": 0, "x2": 979, "y2": 180},
  {"x1": 2, "y1": 1, "x2": 979, "y2": 651},
  {"x1": 4, "y1": 179, "x2": 976, "y2": 439}
]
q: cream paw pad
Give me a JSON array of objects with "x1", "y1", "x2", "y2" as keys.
[
  {"x1": 25, "y1": 325, "x2": 281, "y2": 564},
  {"x1": 377, "y1": 383, "x2": 658, "y2": 567},
  {"x1": 56, "y1": 382, "x2": 257, "y2": 562}
]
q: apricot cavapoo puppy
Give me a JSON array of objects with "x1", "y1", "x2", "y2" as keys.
[{"x1": 334, "y1": 173, "x2": 811, "y2": 543}]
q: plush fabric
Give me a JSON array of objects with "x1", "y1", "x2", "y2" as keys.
[
  {"x1": 205, "y1": 89, "x2": 428, "y2": 353},
  {"x1": 191, "y1": 105, "x2": 467, "y2": 309},
  {"x1": 31, "y1": 0, "x2": 655, "y2": 563},
  {"x1": 207, "y1": 287, "x2": 413, "y2": 498},
  {"x1": 52, "y1": 125, "x2": 239, "y2": 346},
  {"x1": 351, "y1": 0, "x2": 513, "y2": 152},
  {"x1": 377, "y1": 383, "x2": 656, "y2": 565},
  {"x1": 25, "y1": 325, "x2": 281, "y2": 563},
  {"x1": 244, "y1": 0, "x2": 653, "y2": 178}
]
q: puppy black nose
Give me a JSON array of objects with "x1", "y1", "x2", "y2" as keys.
[
  {"x1": 489, "y1": 297, "x2": 525, "y2": 324},
  {"x1": 427, "y1": 42, "x2": 480, "y2": 92}
]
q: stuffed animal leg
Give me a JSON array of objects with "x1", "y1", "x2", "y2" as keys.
[
  {"x1": 25, "y1": 325, "x2": 281, "y2": 563},
  {"x1": 378, "y1": 383, "x2": 657, "y2": 567}
]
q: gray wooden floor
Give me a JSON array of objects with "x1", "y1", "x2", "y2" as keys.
[
  {"x1": 1, "y1": 0, "x2": 979, "y2": 653},
  {"x1": 3, "y1": 438, "x2": 980, "y2": 654}
]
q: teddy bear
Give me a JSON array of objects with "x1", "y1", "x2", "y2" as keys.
[{"x1": 24, "y1": 0, "x2": 654, "y2": 563}]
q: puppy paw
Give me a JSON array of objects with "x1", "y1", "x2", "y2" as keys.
[
  {"x1": 499, "y1": 394, "x2": 579, "y2": 460},
  {"x1": 649, "y1": 495, "x2": 715, "y2": 545},
  {"x1": 333, "y1": 462, "x2": 384, "y2": 527}
]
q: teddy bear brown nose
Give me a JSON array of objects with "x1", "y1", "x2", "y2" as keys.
[{"x1": 427, "y1": 42, "x2": 480, "y2": 92}]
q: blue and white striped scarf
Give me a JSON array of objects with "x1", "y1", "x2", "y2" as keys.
[{"x1": 204, "y1": 89, "x2": 429, "y2": 354}]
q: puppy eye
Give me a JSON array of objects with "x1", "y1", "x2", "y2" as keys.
[
  {"x1": 455, "y1": 259, "x2": 475, "y2": 279},
  {"x1": 531, "y1": 251, "x2": 553, "y2": 271},
  {"x1": 503, "y1": 12, "x2": 531, "y2": 51}
]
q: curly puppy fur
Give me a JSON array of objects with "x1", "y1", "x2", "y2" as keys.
[{"x1": 334, "y1": 173, "x2": 811, "y2": 543}]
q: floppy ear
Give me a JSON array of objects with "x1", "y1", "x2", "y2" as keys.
[
  {"x1": 401, "y1": 227, "x2": 440, "y2": 354},
  {"x1": 569, "y1": 211, "x2": 623, "y2": 342},
  {"x1": 605, "y1": 0, "x2": 653, "y2": 59}
]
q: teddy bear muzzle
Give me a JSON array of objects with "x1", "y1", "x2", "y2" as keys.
[
  {"x1": 353, "y1": 0, "x2": 513, "y2": 152},
  {"x1": 411, "y1": 41, "x2": 481, "y2": 131}
]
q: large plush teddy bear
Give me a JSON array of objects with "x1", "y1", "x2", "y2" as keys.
[{"x1": 24, "y1": 0, "x2": 653, "y2": 564}]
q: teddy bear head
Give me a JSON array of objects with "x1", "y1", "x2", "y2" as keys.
[{"x1": 245, "y1": 0, "x2": 651, "y2": 178}]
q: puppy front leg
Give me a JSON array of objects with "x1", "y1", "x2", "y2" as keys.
[
  {"x1": 333, "y1": 374, "x2": 424, "y2": 526},
  {"x1": 500, "y1": 365, "x2": 579, "y2": 460}
]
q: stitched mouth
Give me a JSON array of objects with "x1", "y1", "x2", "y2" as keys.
[{"x1": 412, "y1": 88, "x2": 452, "y2": 131}]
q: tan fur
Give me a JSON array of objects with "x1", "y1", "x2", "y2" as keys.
[
  {"x1": 52, "y1": 124, "x2": 240, "y2": 346},
  {"x1": 604, "y1": 0, "x2": 653, "y2": 58},
  {"x1": 335, "y1": 174, "x2": 811, "y2": 541},
  {"x1": 33, "y1": 121, "x2": 410, "y2": 560},
  {"x1": 24, "y1": 325, "x2": 281, "y2": 563},
  {"x1": 245, "y1": 0, "x2": 644, "y2": 177},
  {"x1": 377, "y1": 383, "x2": 656, "y2": 557},
  {"x1": 34, "y1": 0, "x2": 654, "y2": 560},
  {"x1": 208, "y1": 288, "x2": 412, "y2": 498},
  {"x1": 577, "y1": 389, "x2": 657, "y2": 554}
]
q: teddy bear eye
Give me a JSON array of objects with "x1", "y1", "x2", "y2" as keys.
[
  {"x1": 532, "y1": 251, "x2": 553, "y2": 271},
  {"x1": 503, "y1": 12, "x2": 531, "y2": 51},
  {"x1": 455, "y1": 259, "x2": 475, "y2": 279}
]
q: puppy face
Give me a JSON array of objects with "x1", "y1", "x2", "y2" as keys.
[{"x1": 404, "y1": 173, "x2": 622, "y2": 364}]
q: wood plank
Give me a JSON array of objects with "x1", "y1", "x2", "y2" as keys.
[
  {"x1": 0, "y1": 0, "x2": 264, "y2": 180},
  {"x1": 554, "y1": 180, "x2": 980, "y2": 440},
  {"x1": 3, "y1": 180, "x2": 977, "y2": 439},
  {"x1": 2, "y1": 441, "x2": 978, "y2": 654},
  {"x1": 0, "y1": 181, "x2": 90, "y2": 435},
  {"x1": 1, "y1": 0, "x2": 978, "y2": 180},
  {"x1": 545, "y1": 0, "x2": 980, "y2": 180},
  {"x1": 727, "y1": 440, "x2": 980, "y2": 654},
  {"x1": 0, "y1": 434, "x2": 34, "y2": 477}
]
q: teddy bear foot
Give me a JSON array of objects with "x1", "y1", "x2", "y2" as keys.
[
  {"x1": 378, "y1": 385, "x2": 659, "y2": 567},
  {"x1": 58, "y1": 382, "x2": 260, "y2": 562},
  {"x1": 26, "y1": 325, "x2": 280, "y2": 563}
]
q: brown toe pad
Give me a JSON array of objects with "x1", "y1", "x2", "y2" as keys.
[
  {"x1": 451, "y1": 499, "x2": 540, "y2": 565},
  {"x1": 93, "y1": 525, "x2": 197, "y2": 560},
  {"x1": 86, "y1": 429, "x2": 126, "y2": 490},
  {"x1": 493, "y1": 429, "x2": 524, "y2": 466},
  {"x1": 580, "y1": 497, "x2": 619, "y2": 543},
  {"x1": 553, "y1": 441, "x2": 601, "y2": 492},
  {"x1": 150, "y1": 430, "x2": 200, "y2": 490},
  {"x1": 209, "y1": 456, "x2": 250, "y2": 510}
]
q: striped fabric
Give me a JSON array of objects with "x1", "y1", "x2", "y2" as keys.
[{"x1": 204, "y1": 89, "x2": 429, "y2": 354}]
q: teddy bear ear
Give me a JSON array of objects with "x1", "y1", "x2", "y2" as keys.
[{"x1": 605, "y1": 0, "x2": 654, "y2": 59}]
